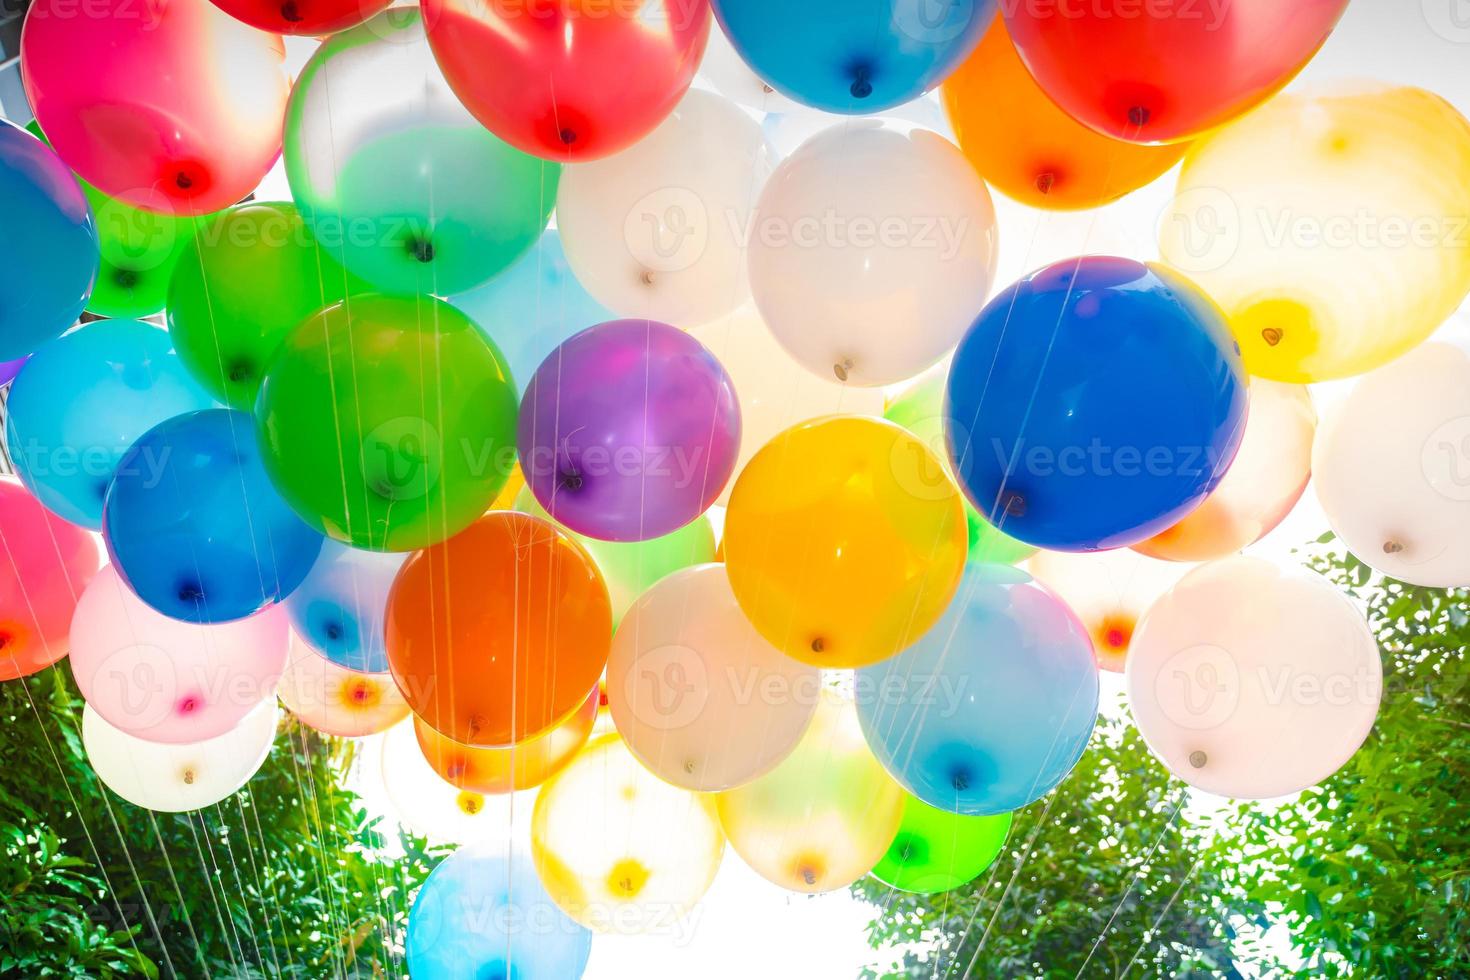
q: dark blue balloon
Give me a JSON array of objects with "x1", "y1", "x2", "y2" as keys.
[
  {"x1": 712, "y1": 0, "x2": 994, "y2": 113},
  {"x1": 104, "y1": 409, "x2": 323, "y2": 623},
  {"x1": 945, "y1": 258, "x2": 1247, "y2": 552}
]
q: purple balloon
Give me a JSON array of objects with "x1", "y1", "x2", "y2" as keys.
[
  {"x1": 0, "y1": 357, "x2": 27, "y2": 385},
  {"x1": 518, "y1": 319, "x2": 741, "y2": 542}
]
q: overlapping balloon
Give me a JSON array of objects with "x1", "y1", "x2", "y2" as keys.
[{"x1": 2, "y1": 0, "x2": 1459, "y2": 973}]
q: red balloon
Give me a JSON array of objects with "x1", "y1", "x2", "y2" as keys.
[
  {"x1": 1003, "y1": 0, "x2": 1349, "y2": 144},
  {"x1": 207, "y1": 0, "x2": 392, "y2": 35},
  {"x1": 421, "y1": 0, "x2": 711, "y2": 161}
]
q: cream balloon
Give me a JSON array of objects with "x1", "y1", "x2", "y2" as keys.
[
  {"x1": 606, "y1": 563, "x2": 819, "y2": 791},
  {"x1": 557, "y1": 89, "x2": 773, "y2": 329},
  {"x1": 1126, "y1": 557, "x2": 1382, "y2": 799},
  {"x1": 277, "y1": 633, "x2": 409, "y2": 738},
  {"x1": 1314, "y1": 341, "x2": 1470, "y2": 587},
  {"x1": 379, "y1": 719, "x2": 520, "y2": 844},
  {"x1": 83, "y1": 698, "x2": 278, "y2": 812},
  {"x1": 695, "y1": 18, "x2": 807, "y2": 115},
  {"x1": 747, "y1": 123, "x2": 998, "y2": 387}
]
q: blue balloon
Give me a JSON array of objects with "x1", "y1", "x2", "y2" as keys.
[
  {"x1": 285, "y1": 539, "x2": 405, "y2": 673},
  {"x1": 450, "y1": 230, "x2": 612, "y2": 394},
  {"x1": 103, "y1": 409, "x2": 323, "y2": 623},
  {"x1": 6, "y1": 319, "x2": 215, "y2": 528},
  {"x1": 0, "y1": 120, "x2": 99, "y2": 361},
  {"x1": 945, "y1": 257, "x2": 1247, "y2": 552},
  {"x1": 711, "y1": 0, "x2": 993, "y2": 113},
  {"x1": 857, "y1": 563, "x2": 1098, "y2": 815},
  {"x1": 407, "y1": 846, "x2": 592, "y2": 980}
]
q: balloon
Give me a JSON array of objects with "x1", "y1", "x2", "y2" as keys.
[
  {"x1": 0, "y1": 359, "x2": 26, "y2": 386},
  {"x1": 723, "y1": 416, "x2": 967, "y2": 669},
  {"x1": 1313, "y1": 342, "x2": 1470, "y2": 588},
  {"x1": 208, "y1": 0, "x2": 392, "y2": 35},
  {"x1": 168, "y1": 202, "x2": 367, "y2": 410},
  {"x1": 946, "y1": 258, "x2": 1247, "y2": 552},
  {"x1": 422, "y1": 0, "x2": 710, "y2": 160},
  {"x1": 1126, "y1": 557, "x2": 1382, "y2": 799},
  {"x1": 1160, "y1": 83, "x2": 1470, "y2": 383},
  {"x1": 857, "y1": 563, "x2": 1099, "y2": 815},
  {"x1": 871, "y1": 796, "x2": 1011, "y2": 895},
  {"x1": 284, "y1": 540, "x2": 405, "y2": 673},
  {"x1": 940, "y1": 21, "x2": 1186, "y2": 211},
  {"x1": 379, "y1": 720, "x2": 523, "y2": 843},
  {"x1": 277, "y1": 635, "x2": 409, "y2": 737},
  {"x1": 0, "y1": 120, "x2": 97, "y2": 361},
  {"x1": 0, "y1": 478, "x2": 102, "y2": 681},
  {"x1": 285, "y1": 9, "x2": 559, "y2": 296},
  {"x1": 605, "y1": 564, "x2": 819, "y2": 791},
  {"x1": 385, "y1": 511, "x2": 611, "y2": 746},
  {"x1": 6, "y1": 319, "x2": 215, "y2": 528},
  {"x1": 531, "y1": 733, "x2": 724, "y2": 934},
  {"x1": 1003, "y1": 0, "x2": 1348, "y2": 143},
  {"x1": 84, "y1": 699, "x2": 276, "y2": 812},
  {"x1": 254, "y1": 294, "x2": 518, "y2": 552},
  {"x1": 103, "y1": 409, "x2": 323, "y2": 623},
  {"x1": 69, "y1": 566, "x2": 288, "y2": 743},
  {"x1": 748, "y1": 124, "x2": 997, "y2": 387},
  {"x1": 449, "y1": 230, "x2": 613, "y2": 395},
  {"x1": 710, "y1": 0, "x2": 992, "y2": 113},
  {"x1": 407, "y1": 846, "x2": 592, "y2": 980},
  {"x1": 696, "y1": 15, "x2": 809, "y2": 115},
  {"x1": 716, "y1": 695, "x2": 903, "y2": 893},
  {"x1": 557, "y1": 89, "x2": 773, "y2": 329},
  {"x1": 1137, "y1": 381, "x2": 1315, "y2": 563},
  {"x1": 518, "y1": 319, "x2": 740, "y2": 542},
  {"x1": 21, "y1": 0, "x2": 290, "y2": 215},
  {"x1": 414, "y1": 685, "x2": 598, "y2": 794}
]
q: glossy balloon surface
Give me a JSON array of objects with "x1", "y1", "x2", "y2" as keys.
[
  {"x1": 871, "y1": 796, "x2": 1011, "y2": 895},
  {"x1": 277, "y1": 634, "x2": 409, "y2": 737},
  {"x1": 284, "y1": 541, "x2": 405, "y2": 673}
]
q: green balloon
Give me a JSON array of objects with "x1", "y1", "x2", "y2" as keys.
[
  {"x1": 254, "y1": 294, "x2": 518, "y2": 552},
  {"x1": 885, "y1": 371, "x2": 1036, "y2": 566},
  {"x1": 168, "y1": 201, "x2": 368, "y2": 410},
  {"x1": 871, "y1": 795, "x2": 1012, "y2": 894}
]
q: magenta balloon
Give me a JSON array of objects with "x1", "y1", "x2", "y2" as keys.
[{"x1": 518, "y1": 319, "x2": 740, "y2": 542}]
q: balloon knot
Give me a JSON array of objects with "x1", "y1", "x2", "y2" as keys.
[
  {"x1": 1034, "y1": 172, "x2": 1056, "y2": 195},
  {"x1": 1261, "y1": 327, "x2": 1284, "y2": 347},
  {"x1": 1188, "y1": 750, "x2": 1208, "y2": 769},
  {"x1": 1383, "y1": 540, "x2": 1405, "y2": 555},
  {"x1": 810, "y1": 637, "x2": 826, "y2": 655},
  {"x1": 1127, "y1": 105, "x2": 1152, "y2": 128},
  {"x1": 407, "y1": 237, "x2": 436, "y2": 263},
  {"x1": 849, "y1": 63, "x2": 874, "y2": 100},
  {"x1": 1003, "y1": 493, "x2": 1027, "y2": 518},
  {"x1": 559, "y1": 128, "x2": 578, "y2": 146},
  {"x1": 833, "y1": 359, "x2": 853, "y2": 382},
  {"x1": 280, "y1": 0, "x2": 302, "y2": 21},
  {"x1": 114, "y1": 268, "x2": 139, "y2": 288}
]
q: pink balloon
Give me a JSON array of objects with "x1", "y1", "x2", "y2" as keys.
[
  {"x1": 69, "y1": 565, "x2": 288, "y2": 743},
  {"x1": 277, "y1": 633, "x2": 409, "y2": 738},
  {"x1": 0, "y1": 478, "x2": 101, "y2": 681}
]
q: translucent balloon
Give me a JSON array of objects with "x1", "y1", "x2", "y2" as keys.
[
  {"x1": 285, "y1": 9, "x2": 558, "y2": 296},
  {"x1": 407, "y1": 845, "x2": 592, "y2": 980},
  {"x1": 283, "y1": 540, "x2": 404, "y2": 674},
  {"x1": 748, "y1": 124, "x2": 998, "y2": 387},
  {"x1": 0, "y1": 120, "x2": 97, "y2": 360},
  {"x1": 21, "y1": 0, "x2": 289, "y2": 215},
  {"x1": 518, "y1": 319, "x2": 740, "y2": 542},
  {"x1": 0, "y1": 478, "x2": 101, "y2": 681},
  {"x1": 723, "y1": 416, "x2": 967, "y2": 669},
  {"x1": 385, "y1": 512, "x2": 612, "y2": 746},
  {"x1": 696, "y1": 15, "x2": 809, "y2": 115},
  {"x1": 557, "y1": 89, "x2": 772, "y2": 329},
  {"x1": 103, "y1": 409, "x2": 323, "y2": 623},
  {"x1": 1160, "y1": 83, "x2": 1470, "y2": 383},
  {"x1": 277, "y1": 635, "x2": 409, "y2": 738},
  {"x1": 209, "y1": 0, "x2": 392, "y2": 35},
  {"x1": 83, "y1": 698, "x2": 277, "y2": 812},
  {"x1": 606, "y1": 564, "x2": 819, "y2": 791},
  {"x1": 254, "y1": 294, "x2": 518, "y2": 552},
  {"x1": 858, "y1": 563, "x2": 1098, "y2": 815},
  {"x1": 532, "y1": 733, "x2": 724, "y2": 934},
  {"x1": 871, "y1": 796, "x2": 1011, "y2": 895},
  {"x1": 1137, "y1": 381, "x2": 1315, "y2": 563},
  {"x1": 379, "y1": 720, "x2": 523, "y2": 843},
  {"x1": 6, "y1": 319, "x2": 215, "y2": 528},
  {"x1": 716, "y1": 695, "x2": 903, "y2": 893},
  {"x1": 1126, "y1": 557, "x2": 1382, "y2": 799},
  {"x1": 69, "y1": 565, "x2": 288, "y2": 743}
]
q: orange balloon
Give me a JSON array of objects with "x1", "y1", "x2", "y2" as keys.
[
  {"x1": 941, "y1": 22, "x2": 1187, "y2": 211},
  {"x1": 385, "y1": 512, "x2": 612, "y2": 746}
]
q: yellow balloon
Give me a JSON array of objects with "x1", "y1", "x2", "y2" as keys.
[
  {"x1": 531, "y1": 734, "x2": 724, "y2": 935},
  {"x1": 723, "y1": 415, "x2": 967, "y2": 668},
  {"x1": 1160, "y1": 82, "x2": 1470, "y2": 383},
  {"x1": 716, "y1": 694, "x2": 903, "y2": 894}
]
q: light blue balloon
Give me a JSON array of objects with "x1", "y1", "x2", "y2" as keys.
[
  {"x1": 450, "y1": 230, "x2": 612, "y2": 393},
  {"x1": 857, "y1": 563, "x2": 1099, "y2": 815},
  {"x1": 6, "y1": 319, "x2": 215, "y2": 528},
  {"x1": 285, "y1": 539, "x2": 405, "y2": 673},
  {"x1": 407, "y1": 846, "x2": 592, "y2": 980}
]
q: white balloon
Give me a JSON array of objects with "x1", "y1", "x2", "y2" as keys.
[
  {"x1": 557, "y1": 89, "x2": 774, "y2": 329},
  {"x1": 1126, "y1": 557, "x2": 1382, "y2": 799},
  {"x1": 379, "y1": 719, "x2": 520, "y2": 844},
  {"x1": 1314, "y1": 341, "x2": 1470, "y2": 587},
  {"x1": 695, "y1": 19, "x2": 807, "y2": 116},
  {"x1": 747, "y1": 123, "x2": 998, "y2": 387}
]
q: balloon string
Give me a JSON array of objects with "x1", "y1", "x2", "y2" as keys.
[
  {"x1": 229, "y1": 793, "x2": 291, "y2": 976},
  {"x1": 185, "y1": 808, "x2": 254, "y2": 971},
  {"x1": 1117, "y1": 846, "x2": 1208, "y2": 977}
]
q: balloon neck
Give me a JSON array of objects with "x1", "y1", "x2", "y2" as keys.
[
  {"x1": 227, "y1": 360, "x2": 254, "y2": 384},
  {"x1": 1127, "y1": 105, "x2": 1152, "y2": 129},
  {"x1": 640, "y1": 269, "x2": 656, "y2": 286},
  {"x1": 1261, "y1": 327, "x2": 1284, "y2": 347},
  {"x1": 407, "y1": 237, "x2": 436, "y2": 264},
  {"x1": 833, "y1": 358, "x2": 854, "y2": 382},
  {"x1": 1002, "y1": 493, "x2": 1027, "y2": 519},
  {"x1": 1188, "y1": 750, "x2": 1207, "y2": 769},
  {"x1": 280, "y1": 0, "x2": 303, "y2": 21},
  {"x1": 1383, "y1": 539, "x2": 1405, "y2": 555},
  {"x1": 558, "y1": 128, "x2": 578, "y2": 147},
  {"x1": 849, "y1": 64, "x2": 874, "y2": 101},
  {"x1": 181, "y1": 768, "x2": 196, "y2": 785},
  {"x1": 1034, "y1": 172, "x2": 1056, "y2": 195},
  {"x1": 809, "y1": 636, "x2": 826, "y2": 655},
  {"x1": 114, "y1": 268, "x2": 139, "y2": 288}
]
